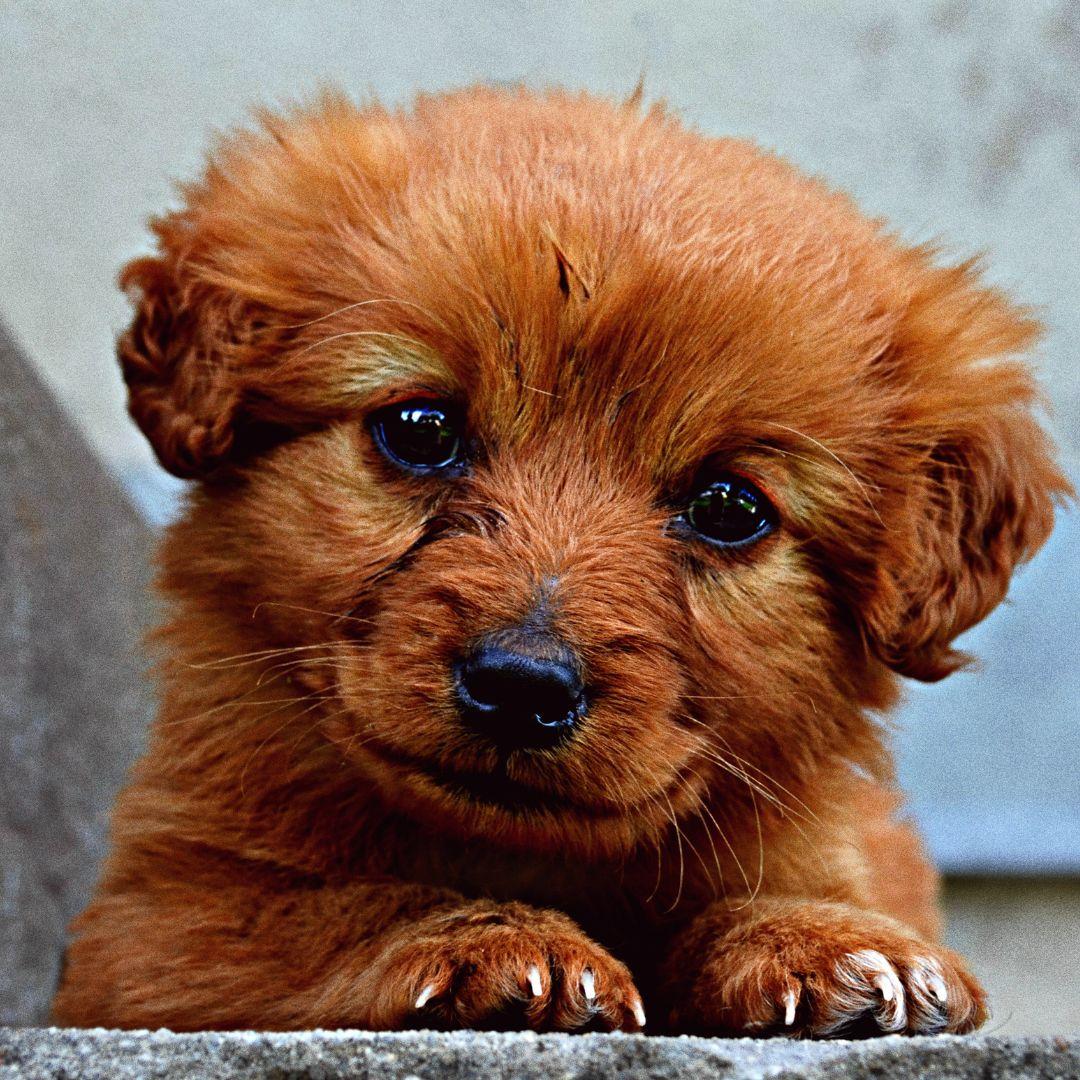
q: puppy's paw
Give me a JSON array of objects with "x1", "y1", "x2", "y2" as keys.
[
  {"x1": 666, "y1": 901, "x2": 986, "y2": 1037},
  {"x1": 359, "y1": 902, "x2": 645, "y2": 1032}
]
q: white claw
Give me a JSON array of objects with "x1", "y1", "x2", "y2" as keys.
[
  {"x1": 873, "y1": 973, "x2": 894, "y2": 1002},
  {"x1": 915, "y1": 954, "x2": 950, "y2": 1002},
  {"x1": 835, "y1": 949, "x2": 907, "y2": 1033},
  {"x1": 867, "y1": 952, "x2": 906, "y2": 1031},
  {"x1": 919, "y1": 957, "x2": 949, "y2": 1004},
  {"x1": 580, "y1": 968, "x2": 596, "y2": 1001},
  {"x1": 414, "y1": 983, "x2": 437, "y2": 1009},
  {"x1": 526, "y1": 964, "x2": 544, "y2": 998},
  {"x1": 783, "y1": 987, "x2": 798, "y2": 1026},
  {"x1": 632, "y1": 998, "x2": 647, "y2": 1028}
]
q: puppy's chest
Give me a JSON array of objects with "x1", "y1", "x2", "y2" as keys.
[{"x1": 391, "y1": 842, "x2": 658, "y2": 945}]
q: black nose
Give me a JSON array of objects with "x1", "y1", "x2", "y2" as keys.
[{"x1": 455, "y1": 637, "x2": 586, "y2": 750}]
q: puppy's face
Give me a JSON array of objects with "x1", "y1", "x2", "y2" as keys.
[{"x1": 123, "y1": 89, "x2": 1066, "y2": 857}]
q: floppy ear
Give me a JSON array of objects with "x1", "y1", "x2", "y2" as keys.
[
  {"x1": 861, "y1": 266, "x2": 1071, "y2": 682},
  {"x1": 118, "y1": 252, "x2": 257, "y2": 479},
  {"x1": 871, "y1": 405, "x2": 1065, "y2": 681}
]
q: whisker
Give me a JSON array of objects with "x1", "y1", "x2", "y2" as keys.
[
  {"x1": 287, "y1": 702, "x2": 365, "y2": 755},
  {"x1": 155, "y1": 689, "x2": 335, "y2": 730},
  {"x1": 704, "y1": 803, "x2": 755, "y2": 907},
  {"x1": 250, "y1": 601, "x2": 376, "y2": 627},
  {"x1": 745, "y1": 773, "x2": 765, "y2": 906},
  {"x1": 522, "y1": 381, "x2": 556, "y2": 397},
  {"x1": 685, "y1": 742, "x2": 766, "y2": 909},
  {"x1": 322, "y1": 708, "x2": 382, "y2": 759},
  {"x1": 274, "y1": 296, "x2": 444, "y2": 331},
  {"x1": 760, "y1": 421, "x2": 884, "y2": 526},
  {"x1": 253, "y1": 655, "x2": 342, "y2": 687},
  {"x1": 684, "y1": 733, "x2": 792, "y2": 816},
  {"x1": 643, "y1": 792, "x2": 666, "y2": 905},
  {"x1": 680, "y1": 813, "x2": 719, "y2": 902},
  {"x1": 708, "y1": 725, "x2": 824, "y2": 825},
  {"x1": 334, "y1": 728, "x2": 386, "y2": 761},
  {"x1": 239, "y1": 695, "x2": 333, "y2": 796},
  {"x1": 672, "y1": 772, "x2": 722, "y2": 902},
  {"x1": 188, "y1": 640, "x2": 360, "y2": 671},
  {"x1": 688, "y1": 724, "x2": 832, "y2": 882},
  {"x1": 679, "y1": 713, "x2": 822, "y2": 824},
  {"x1": 660, "y1": 790, "x2": 686, "y2": 914},
  {"x1": 683, "y1": 765, "x2": 754, "y2": 905},
  {"x1": 289, "y1": 329, "x2": 426, "y2": 361}
]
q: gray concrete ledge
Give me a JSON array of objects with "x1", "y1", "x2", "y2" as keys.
[{"x1": 1, "y1": 1029, "x2": 1078, "y2": 1080}]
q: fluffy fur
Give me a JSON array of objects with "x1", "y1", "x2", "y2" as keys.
[{"x1": 54, "y1": 86, "x2": 1069, "y2": 1036}]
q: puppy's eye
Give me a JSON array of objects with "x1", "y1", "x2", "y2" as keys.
[
  {"x1": 369, "y1": 399, "x2": 465, "y2": 473},
  {"x1": 684, "y1": 473, "x2": 777, "y2": 548}
]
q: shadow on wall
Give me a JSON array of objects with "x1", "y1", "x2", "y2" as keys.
[{"x1": 0, "y1": 326, "x2": 154, "y2": 1026}]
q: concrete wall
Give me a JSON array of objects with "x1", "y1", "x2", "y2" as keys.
[
  {"x1": 2, "y1": 1, "x2": 1078, "y2": 478},
  {"x1": 942, "y1": 878, "x2": 1080, "y2": 1036}
]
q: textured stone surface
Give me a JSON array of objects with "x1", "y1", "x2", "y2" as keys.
[
  {"x1": 1, "y1": 1029, "x2": 1078, "y2": 1080},
  {"x1": 0, "y1": 325, "x2": 155, "y2": 1026}
]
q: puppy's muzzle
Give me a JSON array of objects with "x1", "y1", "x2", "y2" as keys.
[{"x1": 454, "y1": 628, "x2": 586, "y2": 751}]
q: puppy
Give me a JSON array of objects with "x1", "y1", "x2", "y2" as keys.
[{"x1": 54, "y1": 86, "x2": 1068, "y2": 1037}]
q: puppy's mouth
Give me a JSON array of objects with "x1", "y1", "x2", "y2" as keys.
[
  {"x1": 357, "y1": 736, "x2": 625, "y2": 818},
  {"x1": 422, "y1": 763, "x2": 561, "y2": 812}
]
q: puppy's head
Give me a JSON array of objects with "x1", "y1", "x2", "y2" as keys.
[{"x1": 121, "y1": 89, "x2": 1069, "y2": 857}]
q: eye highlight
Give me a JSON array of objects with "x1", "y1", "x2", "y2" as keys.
[
  {"x1": 369, "y1": 399, "x2": 466, "y2": 474},
  {"x1": 683, "y1": 473, "x2": 778, "y2": 548}
]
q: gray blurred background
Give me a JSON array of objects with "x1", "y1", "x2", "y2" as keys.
[{"x1": 1, "y1": 0, "x2": 1077, "y2": 1034}]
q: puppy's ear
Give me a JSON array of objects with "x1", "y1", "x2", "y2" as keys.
[
  {"x1": 872, "y1": 406, "x2": 1063, "y2": 681},
  {"x1": 862, "y1": 265, "x2": 1071, "y2": 682},
  {"x1": 118, "y1": 252, "x2": 256, "y2": 479}
]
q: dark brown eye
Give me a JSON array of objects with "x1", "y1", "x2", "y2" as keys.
[
  {"x1": 684, "y1": 473, "x2": 778, "y2": 548},
  {"x1": 369, "y1": 399, "x2": 465, "y2": 474}
]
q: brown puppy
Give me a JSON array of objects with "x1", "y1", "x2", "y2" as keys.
[{"x1": 54, "y1": 86, "x2": 1069, "y2": 1037}]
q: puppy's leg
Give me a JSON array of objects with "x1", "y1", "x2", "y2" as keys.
[
  {"x1": 53, "y1": 879, "x2": 644, "y2": 1032},
  {"x1": 658, "y1": 897, "x2": 986, "y2": 1037}
]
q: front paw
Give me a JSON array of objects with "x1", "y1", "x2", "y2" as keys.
[
  {"x1": 352, "y1": 901, "x2": 645, "y2": 1032},
  {"x1": 665, "y1": 901, "x2": 986, "y2": 1037}
]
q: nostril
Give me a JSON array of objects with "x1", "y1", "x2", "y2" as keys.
[
  {"x1": 455, "y1": 642, "x2": 586, "y2": 748},
  {"x1": 460, "y1": 663, "x2": 521, "y2": 711}
]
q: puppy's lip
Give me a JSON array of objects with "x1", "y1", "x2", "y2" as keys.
[
  {"x1": 355, "y1": 735, "x2": 624, "y2": 817},
  {"x1": 424, "y1": 766, "x2": 560, "y2": 812}
]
